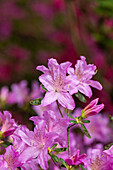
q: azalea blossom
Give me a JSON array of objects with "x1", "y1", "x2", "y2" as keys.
[
  {"x1": 0, "y1": 111, "x2": 17, "y2": 138},
  {"x1": 84, "y1": 148, "x2": 113, "y2": 170},
  {"x1": 0, "y1": 145, "x2": 21, "y2": 169},
  {"x1": 30, "y1": 110, "x2": 69, "y2": 146},
  {"x1": 18, "y1": 122, "x2": 58, "y2": 169},
  {"x1": 9, "y1": 80, "x2": 29, "y2": 107},
  {"x1": 84, "y1": 114, "x2": 111, "y2": 145},
  {"x1": 81, "y1": 98, "x2": 104, "y2": 118},
  {"x1": 68, "y1": 56, "x2": 102, "y2": 97},
  {"x1": 36, "y1": 58, "x2": 78, "y2": 110},
  {"x1": 65, "y1": 149, "x2": 86, "y2": 166}
]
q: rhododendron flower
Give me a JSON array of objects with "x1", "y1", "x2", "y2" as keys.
[
  {"x1": 65, "y1": 149, "x2": 86, "y2": 166},
  {"x1": 0, "y1": 111, "x2": 17, "y2": 138},
  {"x1": 0, "y1": 86, "x2": 9, "y2": 103},
  {"x1": 36, "y1": 58, "x2": 78, "y2": 110},
  {"x1": 68, "y1": 56, "x2": 102, "y2": 97},
  {"x1": 81, "y1": 98, "x2": 104, "y2": 118},
  {"x1": 0, "y1": 145, "x2": 21, "y2": 169},
  {"x1": 9, "y1": 80, "x2": 29, "y2": 106},
  {"x1": 84, "y1": 148, "x2": 113, "y2": 170},
  {"x1": 84, "y1": 114, "x2": 111, "y2": 145},
  {"x1": 18, "y1": 122, "x2": 59, "y2": 169},
  {"x1": 30, "y1": 110, "x2": 69, "y2": 146}
]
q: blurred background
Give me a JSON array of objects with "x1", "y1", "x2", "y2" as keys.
[{"x1": 0, "y1": 0, "x2": 113, "y2": 125}]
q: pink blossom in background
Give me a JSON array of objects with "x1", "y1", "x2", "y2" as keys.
[
  {"x1": 9, "y1": 80, "x2": 29, "y2": 107},
  {"x1": 84, "y1": 114, "x2": 112, "y2": 145},
  {"x1": 84, "y1": 148, "x2": 113, "y2": 170},
  {"x1": 6, "y1": 46, "x2": 30, "y2": 60}
]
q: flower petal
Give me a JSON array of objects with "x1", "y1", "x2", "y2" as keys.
[
  {"x1": 89, "y1": 80, "x2": 103, "y2": 90},
  {"x1": 41, "y1": 91, "x2": 58, "y2": 107},
  {"x1": 58, "y1": 92, "x2": 75, "y2": 110},
  {"x1": 78, "y1": 83, "x2": 92, "y2": 98}
]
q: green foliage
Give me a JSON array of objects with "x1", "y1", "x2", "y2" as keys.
[
  {"x1": 51, "y1": 143, "x2": 58, "y2": 149},
  {"x1": 82, "y1": 120, "x2": 90, "y2": 123},
  {"x1": 30, "y1": 98, "x2": 43, "y2": 105},
  {"x1": 80, "y1": 123, "x2": 91, "y2": 138},
  {"x1": 75, "y1": 93, "x2": 87, "y2": 103},
  {"x1": 41, "y1": 84, "x2": 48, "y2": 92},
  {"x1": 104, "y1": 143, "x2": 113, "y2": 150},
  {"x1": 1, "y1": 141, "x2": 12, "y2": 148},
  {"x1": 69, "y1": 120, "x2": 78, "y2": 124},
  {"x1": 51, "y1": 154, "x2": 59, "y2": 163},
  {"x1": 79, "y1": 164, "x2": 85, "y2": 170},
  {"x1": 53, "y1": 147, "x2": 67, "y2": 152},
  {"x1": 60, "y1": 158, "x2": 68, "y2": 168}
]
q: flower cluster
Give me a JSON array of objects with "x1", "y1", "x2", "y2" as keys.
[{"x1": 0, "y1": 57, "x2": 112, "y2": 170}]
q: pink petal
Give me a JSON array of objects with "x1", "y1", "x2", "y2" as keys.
[
  {"x1": 78, "y1": 84, "x2": 92, "y2": 98},
  {"x1": 41, "y1": 91, "x2": 58, "y2": 107},
  {"x1": 58, "y1": 92, "x2": 75, "y2": 110},
  {"x1": 89, "y1": 80, "x2": 103, "y2": 90},
  {"x1": 68, "y1": 67, "x2": 75, "y2": 75},
  {"x1": 36, "y1": 65, "x2": 49, "y2": 74},
  {"x1": 39, "y1": 74, "x2": 54, "y2": 91}
]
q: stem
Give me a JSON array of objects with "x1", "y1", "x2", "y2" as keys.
[
  {"x1": 67, "y1": 127, "x2": 70, "y2": 158},
  {"x1": 56, "y1": 100, "x2": 63, "y2": 118},
  {"x1": 67, "y1": 124, "x2": 75, "y2": 158}
]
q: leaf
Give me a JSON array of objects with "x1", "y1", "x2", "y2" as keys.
[
  {"x1": 51, "y1": 154, "x2": 59, "y2": 163},
  {"x1": 30, "y1": 98, "x2": 43, "y2": 105},
  {"x1": 82, "y1": 120, "x2": 90, "y2": 123},
  {"x1": 51, "y1": 143, "x2": 58, "y2": 149},
  {"x1": 68, "y1": 115, "x2": 75, "y2": 119},
  {"x1": 53, "y1": 147, "x2": 67, "y2": 152},
  {"x1": 69, "y1": 120, "x2": 78, "y2": 124},
  {"x1": 80, "y1": 124, "x2": 91, "y2": 138},
  {"x1": 41, "y1": 84, "x2": 48, "y2": 92},
  {"x1": 104, "y1": 143, "x2": 113, "y2": 150},
  {"x1": 60, "y1": 158, "x2": 67, "y2": 168},
  {"x1": 79, "y1": 164, "x2": 85, "y2": 170},
  {"x1": 75, "y1": 92, "x2": 87, "y2": 103},
  {"x1": 1, "y1": 141, "x2": 12, "y2": 148}
]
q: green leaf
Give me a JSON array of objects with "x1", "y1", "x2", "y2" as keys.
[
  {"x1": 79, "y1": 164, "x2": 85, "y2": 170},
  {"x1": 60, "y1": 158, "x2": 67, "y2": 168},
  {"x1": 30, "y1": 98, "x2": 43, "y2": 105},
  {"x1": 69, "y1": 120, "x2": 78, "y2": 124},
  {"x1": 82, "y1": 120, "x2": 90, "y2": 123},
  {"x1": 104, "y1": 143, "x2": 113, "y2": 150},
  {"x1": 80, "y1": 124, "x2": 91, "y2": 138},
  {"x1": 68, "y1": 115, "x2": 75, "y2": 119},
  {"x1": 1, "y1": 141, "x2": 12, "y2": 148},
  {"x1": 41, "y1": 84, "x2": 48, "y2": 92},
  {"x1": 51, "y1": 154, "x2": 59, "y2": 163},
  {"x1": 51, "y1": 143, "x2": 58, "y2": 149},
  {"x1": 53, "y1": 147, "x2": 67, "y2": 152},
  {"x1": 75, "y1": 92, "x2": 87, "y2": 103}
]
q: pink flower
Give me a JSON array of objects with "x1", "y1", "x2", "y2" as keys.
[
  {"x1": 0, "y1": 111, "x2": 17, "y2": 138},
  {"x1": 9, "y1": 80, "x2": 29, "y2": 107},
  {"x1": 65, "y1": 149, "x2": 86, "y2": 166},
  {"x1": 18, "y1": 122, "x2": 58, "y2": 169},
  {"x1": 0, "y1": 145, "x2": 21, "y2": 169},
  {"x1": 84, "y1": 114, "x2": 111, "y2": 145},
  {"x1": 36, "y1": 58, "x2": 78, "y2": 110},
  {"x1": 84, "y1": 148, "x2": 113, "y2": 170},
  {"x1": 81, "y1": 98, "x2": 104, "y2": 118},
  {"x1": 68, "y1": 56, "x2": 102, "y2": 97}
]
